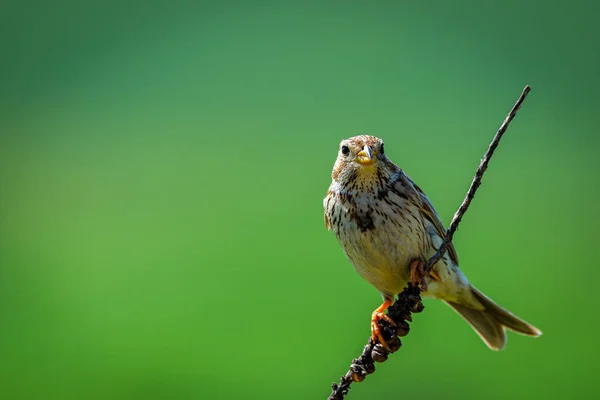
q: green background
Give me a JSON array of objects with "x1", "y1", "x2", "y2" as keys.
[{"x1": 1, "y1": 1, "x2": 598, "y2": 399}]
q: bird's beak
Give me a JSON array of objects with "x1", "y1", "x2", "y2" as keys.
[{"x1": 356, "y1": 145, "x2": 375, "y2": 166}]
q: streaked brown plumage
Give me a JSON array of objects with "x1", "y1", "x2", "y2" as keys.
[{"x1": 323, "y1": 135, "x2": 541, "y2": 350}]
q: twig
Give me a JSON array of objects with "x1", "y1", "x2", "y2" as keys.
[
  {"x1": 328, "y1": 85, "x2": 532, "y2": 400},
  {"x1": 423, "y1": 84, "x2": 531, "y2": 273}
]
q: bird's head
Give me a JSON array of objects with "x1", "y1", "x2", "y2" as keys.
[{"x1": 331, "y1": 135, "x2": 394, "y2": 184}]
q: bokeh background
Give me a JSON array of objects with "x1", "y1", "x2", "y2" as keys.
[{"x1": 1, "y1": 1, "x2": 598, "y2": 399}]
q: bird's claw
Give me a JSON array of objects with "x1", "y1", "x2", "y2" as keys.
[
  {"x1": 371, "y1": 311, "x2": 396, "y2": 351},
  {"x1": 409, "y1": 260, "x2": 440, "y2": 292}
]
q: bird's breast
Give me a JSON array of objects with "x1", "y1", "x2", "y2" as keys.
[{"x1": 325, "y1": 188, "x2": 430, "y2": 297}]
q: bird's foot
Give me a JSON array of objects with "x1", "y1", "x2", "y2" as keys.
[
  {"x1": 371, "y1": 299, "x2": 395, "y2": 350},
  {"x1": 409, "y1": 260, "x2": 441, "y2": 292}
]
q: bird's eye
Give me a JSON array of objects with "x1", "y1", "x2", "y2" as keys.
[
  {"x1": 341, "y1": 145, "x2": 350, "y2": 156},
  {"x1": 380, "y1": 143, "x2": 385, "y2": 155}
]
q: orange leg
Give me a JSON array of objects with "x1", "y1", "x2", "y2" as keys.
[
  {"x1": 371, "y1": 299, "x2": 395, "y2": 348},
  {"x1": 409, "y1": 260, "x2": 440, "y2": 291},
  {"x1": 409, "y1": 260, "x2": 427, "y2": 290}
]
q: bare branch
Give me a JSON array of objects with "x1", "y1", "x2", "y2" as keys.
[
  {"x1": 423, "y1": 85, "x2": 531, "y2": 273},
  {"x1": 328, "y1": 85, "x2": 532, "y2": 400}
]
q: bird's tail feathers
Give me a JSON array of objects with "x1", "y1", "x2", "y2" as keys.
[{"x1": 445, "y1": 286, "x2": 542, "y2": 350}]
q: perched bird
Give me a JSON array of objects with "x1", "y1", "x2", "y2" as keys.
[{"x1": 323, "y1": 135, "x2": 541, "y2": 350}]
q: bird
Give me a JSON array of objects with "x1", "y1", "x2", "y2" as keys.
[{"x1": 323, "y1": 135, "x2": 541, "y2": 350}]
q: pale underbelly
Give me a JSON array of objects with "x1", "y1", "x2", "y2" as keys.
[
  {"x1": 338, "y1": 221, "x2": 428, "y2": 299},
  {"x1": 336, "y1": 221, "x2": 466, "y2": 302}
]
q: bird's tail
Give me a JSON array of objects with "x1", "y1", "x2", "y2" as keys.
[{"x1": 445, "y1": 286, "x2": 542, "y2": 350}]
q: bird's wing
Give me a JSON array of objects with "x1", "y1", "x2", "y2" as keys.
[{"x1": 411, "y1": 181, "x2": 459, "y2": 266}]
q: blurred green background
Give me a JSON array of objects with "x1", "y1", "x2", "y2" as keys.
[{"x1": 1, "y1": 1, "x2": 598, "y2": 399}]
